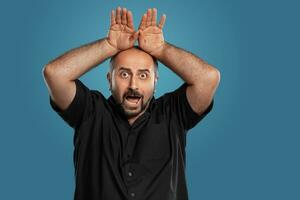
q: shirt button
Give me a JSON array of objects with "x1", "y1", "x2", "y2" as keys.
[
  {"x1": 128, "y1": 171, "x2": 133, "y2": 177},
  {"x1": 130, "y1": 192, "x2": 135, "y2": 197}
]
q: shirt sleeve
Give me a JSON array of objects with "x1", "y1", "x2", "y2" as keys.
[
  {"x1": 163, "y1": 82, "x2": 214, "y2": 131},
  {"x1": 49, "y1": 79, "x2": 96, "y2": 129}
]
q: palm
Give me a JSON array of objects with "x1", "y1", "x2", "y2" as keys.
[
  {"x1": 107, "y1": 7, "x2": 138, "y2": 51},
  {"x1": 139, "y1": 26, "x2": 164, "y2": 54},
  {"x1": 108, "y1": 24, "x2": 135, "y2": 50},
  {"x1": 138, "y1": 8, "x2": 166, "y2": 55}
]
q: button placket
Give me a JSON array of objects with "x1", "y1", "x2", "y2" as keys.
[
  {"x1": 128, "y1": 171, "x2": 133, "y2": 177},
  {"x1": 123, "y1": 163, "x2": 135, "y2": 184},
  {"x1": 126, "y1": 167, "x2": 135, "y2": 182},
  {"x1": 122, "y1": 129, "x2": 143, "y2": 199},
  {"x1": 130, "y1": 192, "x2": 135, "y2": 197},
  {"x1": 124, "y1": 131, "x2": 137, "y2": 162}
]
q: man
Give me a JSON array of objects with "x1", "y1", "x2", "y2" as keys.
[{"x1": 42, "y1": 7, "x2": 220, "y2": 200}]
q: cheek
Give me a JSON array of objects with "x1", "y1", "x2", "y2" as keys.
[
  {"x1": 112, "y1": 76, "x2": 127, "y2": 89},
  {"x1": 112, "y1": 80, "x2": 127, "y2": 98},
  {"x1": 141, "y1": 82, "x2": 155, "y2": 97}
]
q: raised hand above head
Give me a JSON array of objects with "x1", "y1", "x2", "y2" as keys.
[
  {"x1": 138, "y1": 8, "x2": 166, "y2": 56},
  {"x1": 106, "y1": 7, "x2": 139, "y2": 51}
]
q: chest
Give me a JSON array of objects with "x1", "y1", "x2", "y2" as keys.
[{"x1": 108, "y1": 119, "x2": 173, "y2": 164}]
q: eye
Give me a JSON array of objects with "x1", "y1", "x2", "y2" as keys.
[
  {"x1": 139, "y1": 73, "x2": 148, "y2": 80},
  {"x1": 120, "y1": 72, "x2": 129, "y2": 79}
]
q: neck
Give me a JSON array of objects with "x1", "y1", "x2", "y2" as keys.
[
  {"x1": 127, "y1": 110, "x2": 146, "y2": 125},
  {"x1": 127, "y1": 99, "x2": 152, "y2": 125}
]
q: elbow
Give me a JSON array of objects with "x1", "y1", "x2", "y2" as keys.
[
  {"x1": 207, "y1": 66, "x2": 221, "y2": 87},
  {"x1": 42, "y1": 64, "x2": 55, "y2": 79},
  {"x1": 213, "y1": 68, "x2": 221, "y2": 84},
  {"x1": 42, "y1": 63, "x2": 73, "y2": 82},
  {"x1": 42, "y1": 62, "x2": 63, "y2": 81}
]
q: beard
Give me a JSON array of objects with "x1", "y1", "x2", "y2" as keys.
[
  {"x1": 121, "y1": 96, "x2": 150, "y2": 118},
  {"x1": 112, "y1": 88, "x2": 154, "y2": 119}
]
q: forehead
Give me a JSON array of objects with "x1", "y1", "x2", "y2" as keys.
[{"x1": 113, "y1": 48, "x2": 155, "y2": 72}]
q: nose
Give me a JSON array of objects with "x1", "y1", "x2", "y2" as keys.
[{"x1": 129, "y1": 76, "x2": 138, "y2": 90}]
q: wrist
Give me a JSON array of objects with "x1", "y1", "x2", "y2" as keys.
[
  {"x1": 150, "y1": 41, "x2": 167, "y2": 59},
  {"x1": 103, "y1": 38, "x2": 120, "y2": 56}
]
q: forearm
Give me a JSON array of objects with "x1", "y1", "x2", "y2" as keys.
[
  {"x1": 44, "y1": 38, "x2": 118, "y2": 81},
  {"x1": 153, "y1": 42, "x2": 219, "y2": 85}
]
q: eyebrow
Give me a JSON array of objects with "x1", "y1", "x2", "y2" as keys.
[{"x1": 118, "y1": 67, "x2": 150, "y2": 73}]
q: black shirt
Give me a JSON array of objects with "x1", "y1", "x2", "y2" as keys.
[{"x1": 49, "y1": 79, "x2": 214, "y2": 200}]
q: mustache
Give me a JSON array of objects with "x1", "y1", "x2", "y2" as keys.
[{"x1": 124, "y1": 88, "x2": 142, "y2": 98}]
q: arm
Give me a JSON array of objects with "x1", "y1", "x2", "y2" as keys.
[
  {"x1": 42, "y1": 7, "x2": 138, "y2": 111},
  {"x1": 153, "y1": 42, "x2": 220, "y2": 115},
  {"x1": 138, "y1": 8, "x2": 220, "y2": 115}
]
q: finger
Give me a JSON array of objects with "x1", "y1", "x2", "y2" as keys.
[
  {"x1": 152, "y1": 8, "x2": 157, "y2": 26},
  {"x1": 146, "y1": 8, "x2": 152, "y2": 27},
  {"x1": 139, "y1": 13, "x2": 147, "y2": 30},
  {"x1": 121, "y1": 8, "x2": 127, "y2": 25},
  {"x1": 139, "y1": 30, "x2": 144, "y2": 37},
  {"x1": 127, "y1": 10, "x2": 134, "y2": 29},
  {"x1": 131, "y1": 30, "x2": 140, "y2": 41},
  {"x1": 158, "y1": 14, "x2": 166, "y2": 29},
  {"x1": 116, "y1": 7, "x2": 121, "y2": 24},
  {"x1": 110, "y1": 10, "x2": 116, "y2": 25}
]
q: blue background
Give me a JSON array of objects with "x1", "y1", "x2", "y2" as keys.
[{"x1": 1, "y1": 0, "x2": 299, "y2": 199}]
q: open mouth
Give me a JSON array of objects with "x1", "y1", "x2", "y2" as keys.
[{"x1": 125, "y1": 95, "x2": 141, "y2": 104}]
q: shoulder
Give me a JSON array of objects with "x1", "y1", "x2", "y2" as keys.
[{"x1": 152, "y1": 82, "x2": 213, "y2": 130}]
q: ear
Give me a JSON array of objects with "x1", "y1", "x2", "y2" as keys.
[
  {"x1": 107, "y1": 72, "x2": 110, "y2": 81},
  {"x1": 154, "y1": 76, "x2": 158, "y2": 88},
  {"x1": 107, "y1": 72, "x2": 112, "y2": 91}
]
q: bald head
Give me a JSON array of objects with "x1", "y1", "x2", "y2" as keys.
[{"x1": 109, "y1": 46, "x2": 158, "y2": 77}]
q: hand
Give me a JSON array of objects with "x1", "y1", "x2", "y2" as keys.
[
  {"x1": 106, "y1": 7, "x2": 139, "y2": 51},
  {"x1": 138, "y1": 8, "x2": 166, "y2": 56}
]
